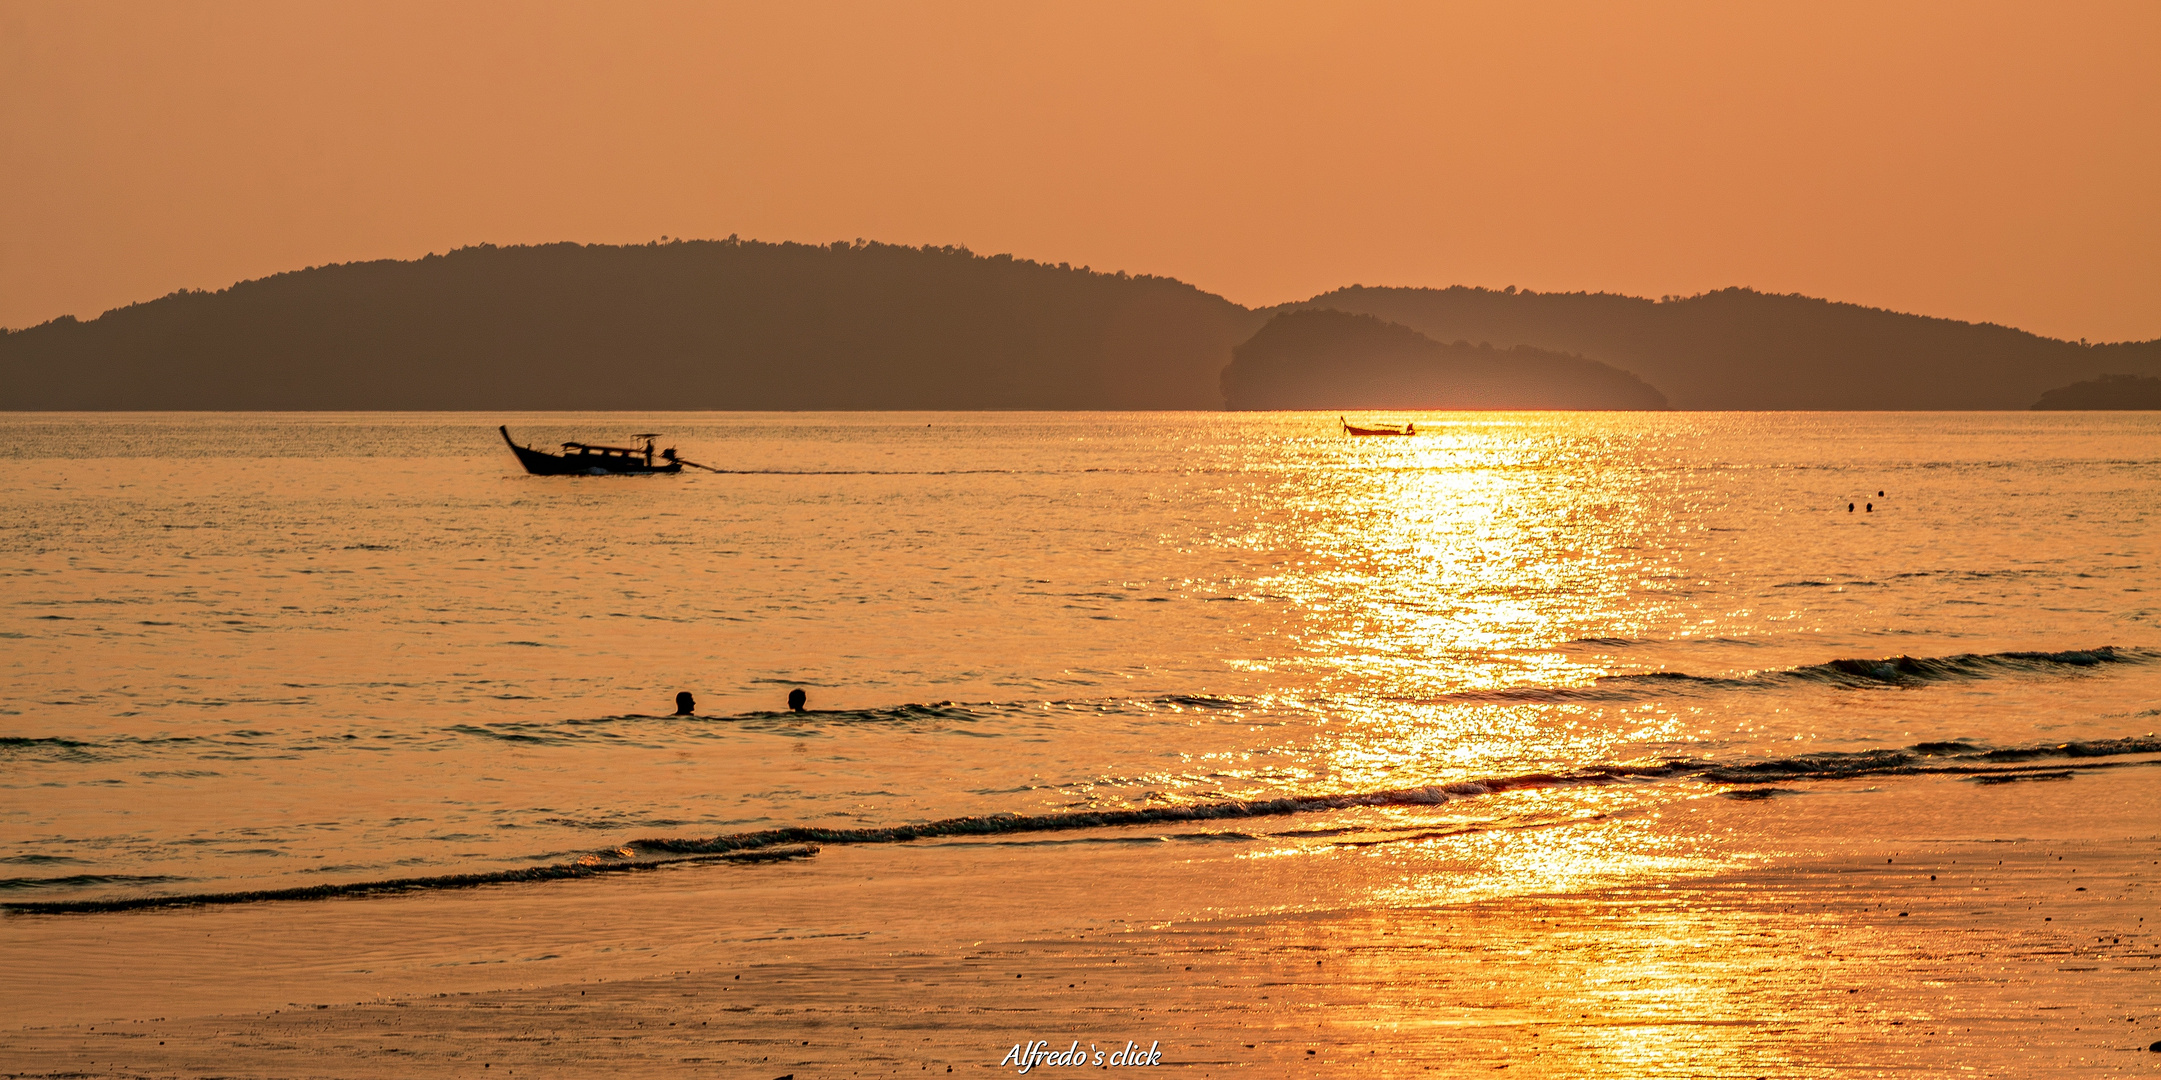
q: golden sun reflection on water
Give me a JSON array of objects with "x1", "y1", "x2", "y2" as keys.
[
  {"x1": 1224, "y1": 417, "x2": 1787, "y2": 829},
  {"x1": 1312, "y1": 702, "x2": 1697, "y2": 792},
  {"x1": 1369, "y1": 797, "x2": 1737, "y2": 903},
  {"x1": 1252, "y1": 417, "x2": 1705, "y2": 701},
  {"x1": 5, "y1": 412, "x2": 2154, "y2": 925},
  {"x1": 1232, "y1": 786, "x2": 1743, "y2": 908}
]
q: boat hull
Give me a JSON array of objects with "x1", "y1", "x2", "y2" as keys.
[
  {"x1": 1340, "y1": 416, "x2": 1414, "y2": 437},
  {"x1": 500, "y1": 427, "x2": 684, "y2": 475}
]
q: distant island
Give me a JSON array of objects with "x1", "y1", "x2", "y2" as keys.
[
  {"x1": 3, "y1": 239, "x2": 2154, "y2": 410},
  {"x1": 2029, "y1": 374, "x2": 2161, "y2": 410},
  {"x1": 1283, "y1": 286, "x2": 2161, "y2": 411},
  {"x1": 1222, "y1": 309, "x2": 1666, "y2": 411},
  {"x1": 0, "y1": 240, "x2": 1257, "y2": 411}
]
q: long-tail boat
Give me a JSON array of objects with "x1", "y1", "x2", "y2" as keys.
[
  {"x1": 500, "y1": 426, "x2": 685, "y2": 475},
  {"x1": 1341, "y1": 416, "x2": 1416, "y2": 436}
]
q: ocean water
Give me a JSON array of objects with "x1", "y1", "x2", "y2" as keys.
[{"x1": 1, "y1": 411, "x2": 2156, "y2": 911}]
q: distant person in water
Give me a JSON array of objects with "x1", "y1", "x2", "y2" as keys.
[
  {"x1": 674, "y1": 691, "x2": 695, "y2": 716},
  {"x1": 788, "y1": 688, "x2": 807, "y2": 713}
]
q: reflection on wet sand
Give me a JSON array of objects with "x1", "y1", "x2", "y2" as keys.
[{"x1": 4, "y1": 767, "x2": 2154, "y2": 1074}]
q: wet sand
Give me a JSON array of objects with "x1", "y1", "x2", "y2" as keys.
[{"x1": 5, "y1": 767, "x2": 2157, "y2": 1077}]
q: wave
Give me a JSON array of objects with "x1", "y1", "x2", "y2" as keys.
[
  {"x1": 11, "y1": 734, "x2": 2154, "y2": 916},
  {"x1": 1967, "y1": 770, "x2": 2075, "y2": 785},
  {"x1": 0, "y1": 874, "x2": 186, "y2": 892},
  {"x1": 0, "y1": 735, "x2": 105, "y2": 762},
  {"x1": 626, "y1": 734, "x2": 2161, "y2": 857},
  {"x1": 4, "y1": 695, "x2": 1251, "y2": 762},
  {"x1": 443, "y1": 695, "x2": 1253, "y2": 743},
  {"x1": 1451, "y1": 646, "x2": 2152, "y2": 704},
  {"x1": 3, "y1": 845, "x2": 818, "y2": 915}
]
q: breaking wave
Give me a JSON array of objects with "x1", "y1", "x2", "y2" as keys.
[
  {"x1": 10, "y1": 734, "x2": 2153, "y2": 916},
  {"x1": 1451, "y1": 647, "x2": 2152, "y2": 704},
  {"x1": 3, "y1": 846, "x2": 817, "y2": 915},
  {"x1": 623, "y1": 734, "x2": 2161, "y2": 858}
]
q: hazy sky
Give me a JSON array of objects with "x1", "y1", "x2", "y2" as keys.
[{"x1": 4, "y1": 0, "x2": 2156, "y2": 340}]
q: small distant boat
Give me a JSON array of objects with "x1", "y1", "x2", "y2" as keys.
[
  {"x1": 1342, "y1": 416, "x2": 1416, "y2": 437},
  {"x1": 500, "y1": 426, "x2": 686, "y2": 475}
]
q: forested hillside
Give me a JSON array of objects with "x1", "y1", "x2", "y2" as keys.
[
  {"x1": 0, "y1": 240, "x2": 1261, "y2": 410},
  {"x1": 1222, "y1": 310, "x2": 1666, "y2": 411},
  {"x1": 6, "y1": 242, "x2": 2151, "y2": 410},
  {"x1": 1289, "y1": 286, "x2": 2161, "y2": 410}
]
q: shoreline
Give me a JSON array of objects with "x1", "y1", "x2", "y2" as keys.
[{"x1": 5, "y1": 767, "x2": 2156, "y2": 1076}]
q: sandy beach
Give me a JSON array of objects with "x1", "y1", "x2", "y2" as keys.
[{"x1": 7, "y1": 761, "x2": 2155, "y2": 1077}]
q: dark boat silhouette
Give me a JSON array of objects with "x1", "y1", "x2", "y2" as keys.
[
  {"x1": 1341, "y1": 416, "x2": 1416, "y2": 436},
  {"x1": 500, "y1": 426, "x2": 686, "y2": 475}
]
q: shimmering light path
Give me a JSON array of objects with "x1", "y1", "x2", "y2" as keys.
[
  {"x1": 2, "y1": 412, "x2": 2156, "y2": 904},
  {"x1": 3, "y1": 412, "x2": 2159, "y2": 1074}
]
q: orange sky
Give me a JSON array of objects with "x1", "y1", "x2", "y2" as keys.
[{"x1": 3, "y1": 0, "x2": 2156, "y2": 341}]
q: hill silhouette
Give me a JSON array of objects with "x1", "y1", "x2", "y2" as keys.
[
  {"x1": 2030, "y1": 374, "x2": 2161, "y2": 410},
  {"x1": 4, "y1": 242, "x2": 2155, "y2": 411},
  {"x1": 1287, "y1": 286, "x2": 2161, "y2": 411},
  {"x1": 0, "y1": 239, "x2": 1261, "y2": 410},
  {"x1": 1222, "y1": 309, "x2": 1666, "y2": 411}
]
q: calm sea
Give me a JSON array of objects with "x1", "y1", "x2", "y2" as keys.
[{"x1": 2, "y1": 412, "x2": 2156, "y2": 908}]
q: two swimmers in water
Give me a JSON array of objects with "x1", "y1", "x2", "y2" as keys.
[{"x1": 671, "y1": 687, "x2": 808, "y2": 715}]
